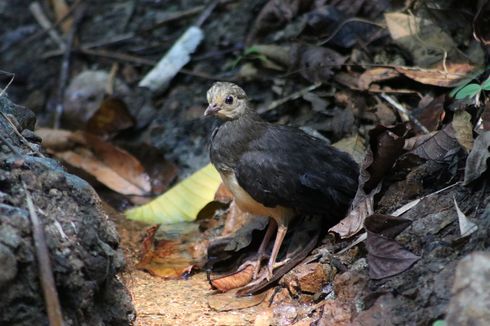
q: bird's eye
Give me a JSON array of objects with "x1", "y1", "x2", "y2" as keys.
[{"x1": 225, "y1": 95, "x2": 234, "y2": 105}]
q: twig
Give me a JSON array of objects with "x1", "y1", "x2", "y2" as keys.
[
  {"x1": 0, "y1": 112, "x2": 45, "y2": 157},
  {"x1": 54, "y1": 3, "x2": 85, "y2": 129},
  {"x1": 317, "y1": 17, "x2": 386, "y2": 46},
  {"x1": 29, "y1": 2, "x2": 66, "y2": 51},
  {"x1": 23, "y1": 181, "x2": 63, "y2": 326},
  {"x1": 379, "y1": 93, "x2": 430, "y2": 134},
  {"x1": 259, "y1": 82, "x2": 322, "y2": 114},
  {"x1": 20, "y1": 0, "x2": 81, "y2": 48},
  {"x1": 0, "y1": 70, "x2": 15, "y2": 97}
]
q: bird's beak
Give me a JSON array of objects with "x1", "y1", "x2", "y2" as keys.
[{"x1": 204, "y1": 103, "x2": 220, "y2": 116}]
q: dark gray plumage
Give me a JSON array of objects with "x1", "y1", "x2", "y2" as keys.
[{"x1": 205, "y1": 82, "x2": 359, "y2": 281}]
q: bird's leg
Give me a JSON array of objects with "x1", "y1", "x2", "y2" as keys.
[
  {"x1": 238, "y1": 219, "x2": 277, "y2": 278},
  {"x1": 265, "y1": 223, "x2": 288, "y2": 281}
]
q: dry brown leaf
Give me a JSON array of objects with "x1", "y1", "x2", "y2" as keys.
[
  {"x1": 413, "y1": 95, "x2": 446, "y2": 133},
  {"x1": 36, "y1": 128, "x2": 75, "y2": 151},
  {"x1": 452, "y1": 110, "x2": 474, "y2": 153},
  {"x1": 410, "y1": 124, "x2": 460, "y2": 162},
  {"x1": 385, "y1": 12, "x2": 458, "y2": 67},
  {"x1": 358, "y1": 67, "x2": 400, "y2": 90},
  {"x1": 395, "y1": 64, "x2": 477, "y2": 87},
  {"x1": 56, "y1": 150, "x2": 147, "y2": 196},
  {"x1": 39, "y1": 128, "x2": 151, "y2": 196},
  {"x1": 72, "y1": 131, "x2": 151, "y2": 194},
  {"x1": 364, "y1": 214, "x2": 419, "y2": 279},
  {"x1": 210, "y1": 265, "x2": 254, "y2": 293},
  {"x1": 365, "y1": 124, "x2": 408, "y2": 192},
  {"x1": 85, "y1": 96, "x2": 134, "y2": 137}
]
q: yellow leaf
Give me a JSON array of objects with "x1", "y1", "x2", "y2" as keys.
[{"x1": 125, "y1": 164, "x2": 222, "y2": 224}]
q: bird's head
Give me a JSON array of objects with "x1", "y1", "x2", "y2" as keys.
[{"x1": 205, "y1": 82, "x2": 249, "y2": 120}]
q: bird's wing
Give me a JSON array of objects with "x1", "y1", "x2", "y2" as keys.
[{"x1": 234, "y1": 126, "x2": 358, "y2": 216}]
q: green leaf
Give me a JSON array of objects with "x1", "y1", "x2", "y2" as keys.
[
  {"x1": 125, "y1": 163, "x2": 222, "y2": 224},
  {"x1": 449, "y1": 68, "x2": 485, "y2": 97},
  {"x1": 432, "y1": 320, "x2": 446, "y2": 326},
  {"x1": 454, "y1": 83, "x2": 482, "y2": 99},
  {"x1": 481, "y1": 76, "x2": 490, "y2": 90}
]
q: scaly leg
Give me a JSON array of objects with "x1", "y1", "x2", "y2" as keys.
[
  {"x1": 238, "y1": 219, "x2": 277, "y2": 278},
  {"x1": 265, "y1": 223, "x2": 288, "y2": 280}
]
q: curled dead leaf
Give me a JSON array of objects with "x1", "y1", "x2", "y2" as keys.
[{"x1": 210, "y1": 265, "x2": 254, "y2": 292}]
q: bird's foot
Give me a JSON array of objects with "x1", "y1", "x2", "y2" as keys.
[
  {"x1": 265, "y1": 258, "x2": 291, "y2": 280},
  {"x1": 238, "y1": 255, "x2": 268, "y2": 279}
]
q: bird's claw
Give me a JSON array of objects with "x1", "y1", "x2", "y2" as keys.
[
  {"x1": 266, "y1": 258, "x2": 291, "y2": 280},
  {"x1": 238, "y1": 255, "x2": 269, "y2": 279}
]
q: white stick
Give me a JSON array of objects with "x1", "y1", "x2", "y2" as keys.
[{"x1": 138, "y1": 26, "x2": 203, "y2": 92}]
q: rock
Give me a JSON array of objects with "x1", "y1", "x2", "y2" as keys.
[
  {"x1": 281, "y1": 262, "x2": 328, "y2": 295},
  {"x1": 0, "y1": 96, "x2": 135, "y2": 325},
  {"x1": 446, "y1": 251, "x2": 490, "y2": 325}
]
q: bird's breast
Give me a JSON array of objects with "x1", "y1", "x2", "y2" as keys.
[{"x1": 219, "y1": 171, "x2": 294, "y2": 223}]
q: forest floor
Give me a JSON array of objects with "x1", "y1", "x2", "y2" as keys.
[{"x1": 1, "y1": 0, "x2": 490, "y2": 325}]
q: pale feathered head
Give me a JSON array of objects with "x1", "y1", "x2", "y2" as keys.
[{"x1": 205, "y1": 82, "x2": 249, "y2": 120}]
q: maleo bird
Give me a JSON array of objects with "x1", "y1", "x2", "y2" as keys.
[{"x1": 205, "y1": 82, "x2": 359, "y2": 281}]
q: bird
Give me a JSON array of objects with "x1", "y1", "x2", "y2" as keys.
[{"x1": 205, "y1": 82, "x2": 359, "y2": 281}]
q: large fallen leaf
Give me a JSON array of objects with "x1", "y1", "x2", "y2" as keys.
[
  {"x1": 72, "y1": 131, "x2": 151, "y2": 193},
  {"x1": 56, "y1": 150, "x2": 148, "y2": 195},
  {"x1": 385, "y1": 12, "x2": 467, "y2": 68},
  {"x1": 364, "y1": 214, "x2": 420, "y2": 279},
  {"x1": 395, "y1": 64, "x2": 477, "y2": 88},
  {"x1": 464, "y1": 131, "x2": 490, "y2": 185},
  {"x1": 125, "y1": 163, "x2": 222, "y2": 224},
  {"x1": 36, "y1": 129, "x2": 151, "y2": 196}
]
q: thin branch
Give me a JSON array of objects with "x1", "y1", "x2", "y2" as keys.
[
  {"x1": 29, "y1": 2, "x2": 66, "y2": 51},
  {"x1": 258, "y1": 82, "x2": 322, "y2": 114},
  {"x1": 23, "y1": 181, "x2": 63, "y2": 326},
  {"x1": 379, "y1": 93, "x2": 430, "y2": 134}
]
